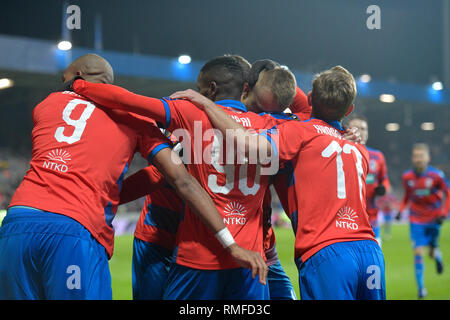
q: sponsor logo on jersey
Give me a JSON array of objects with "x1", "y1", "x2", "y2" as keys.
[
  {"x1": 43, "y1": 148, "x2": 71, "y2": 173},
  {"x1": 336, "y1": 206, "x2": 359, "y2": 230},
  {"x1": 223, "y1": 201, "x2": 247, "y2": 225}
]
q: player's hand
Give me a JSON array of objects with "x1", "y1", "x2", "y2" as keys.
[
  {"x1": 61, "y1": 75, "x2": 85, "y2": 92},
  {"x1": 375, "y1": 185, "x2": 386, "y2": 196},
  {"x1": 342, "y1": 126, "x2": 362, "y2": 144},
  {"x1": 170, "y1": 89, "x2": 212, "y2": 111},
  {"x1": 226, "y1": 243, "x2": 268, "y2": 285}
]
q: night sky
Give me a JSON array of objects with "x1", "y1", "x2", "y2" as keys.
[{"x1": 0, "y1": 0, "x2": 444, "y2": 85}]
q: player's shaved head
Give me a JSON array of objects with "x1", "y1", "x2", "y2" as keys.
[
  {"x1": 197, "y1": 56, "x2": 247, "y2": 101},
  {"x1": 63, "y1": 53, "x2": 114, "y2": 84}
]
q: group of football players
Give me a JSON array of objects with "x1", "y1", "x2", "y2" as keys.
[{"x1": 0, "y1": 52, "x2": 447, "y2": 300}]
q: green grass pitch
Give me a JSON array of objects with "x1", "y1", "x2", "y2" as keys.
[{"x1": 110, "y1": 222, "x2": 450, "y2": 300}]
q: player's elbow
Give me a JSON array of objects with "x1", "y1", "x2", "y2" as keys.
[{"x1": 171, "y1": 171, "x2": 195, "y2": 195}]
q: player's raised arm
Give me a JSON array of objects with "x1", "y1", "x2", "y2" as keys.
[
  {"x1": 289, "y1": 86, "x2": 311, "y2": 118},
  {"x1": 70, "y1": 78, "x2": 168, "y2": 125},
  {"x1": 170, "y1": 89, "x2": 273, "y2": 163},
  {"x1": 151, "y1": 147, "x2": 268, "y2": 284}
]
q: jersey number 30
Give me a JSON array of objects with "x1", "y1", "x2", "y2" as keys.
[{"x1": 54, "y1": 99, "x2": 96, "y2": 144}]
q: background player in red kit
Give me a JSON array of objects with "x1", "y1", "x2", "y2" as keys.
[
  {"x1": 347, "y1": 114, "x2": 390, "y2": 247},
  {"x1": 0, "y1": 54, "x2": 266, "y2": 300},
  {"x1": 171, "y1": 65, "x2": 386, "y2": 300},
  {"x1": 397, "y1": 143, "x2": 449, "y2": 298}
]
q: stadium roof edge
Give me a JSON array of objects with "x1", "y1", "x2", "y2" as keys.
[{"x1": 0, "y1": 34, "x2": 449, "y2": 105}]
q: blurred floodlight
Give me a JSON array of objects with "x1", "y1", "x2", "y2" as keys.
[
  {"x1": 420, "y1": 122, "x2": 435, "y2": 131},
  {"x1": 57, "y1": 40, "x2": 72, "y2": 51},
  {"x1": 0, "y1": 78, "x2": 14, "y2": 90},
  {"x1": 385, "y1": 123, "x2": 400, "y2": 131},
  {"x1": 432, "y1": 81, "x2": 443, "y2": 91},
  {"x1": 379, "y1": 94, "x2": 396, "y2": 103},
  {"x1": 359, "y1": 74, "x2": 371, "y2": 83},
  {"x1": 178, "y1": 55, "x2": 191, "y2": 65}
]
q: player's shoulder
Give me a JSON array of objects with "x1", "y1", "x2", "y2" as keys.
[
  {"x1": 402, "y1": 169, "x2": 415, "y2": 179},
  {"x1": 366, "y1": 146, "x2": 385, "y2": 159},
  {"x1": 427, "y1": 166, "x2": 446, "y2": 179}
]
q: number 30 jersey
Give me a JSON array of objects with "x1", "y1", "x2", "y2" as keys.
[
  {"x1": 268, "y1": 118, "x2": 376, "y2": 263},
  {"x1": 9, "y1": 91, "x2": 171, "y2": 258}
]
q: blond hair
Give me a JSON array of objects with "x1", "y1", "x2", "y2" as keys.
[
  {"x1": 311, "y1": 66, "x2": 357, "y2": 120},
  {"x1": 259, "y1": 68, "x2": 297, "y2": 110}
]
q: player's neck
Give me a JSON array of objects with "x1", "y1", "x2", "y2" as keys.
[{"x1": 414, "y1": 166, "x2": 428, "y2": 175}]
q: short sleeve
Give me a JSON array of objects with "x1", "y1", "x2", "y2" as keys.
[
  {"x1": 263, "y1": 121, "x2": 305, "y2": 163},
  {"x1": 138, "y1": 124, "x2": 172, "y2": 163}
]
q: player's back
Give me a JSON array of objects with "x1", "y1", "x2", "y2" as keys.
[
  {"x1": 9, "y1": 91, "x2": 154, "y2": 257},
  {"x1": 164, "y1": 98, "x2": 277, "y2": 269},
  {"x1": 273, "y1": 118, "x2": 375, "y2": 263}
]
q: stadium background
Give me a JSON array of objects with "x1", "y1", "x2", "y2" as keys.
[{"x1": 0, "y1": 0, "x2": 449, "y2": 299}]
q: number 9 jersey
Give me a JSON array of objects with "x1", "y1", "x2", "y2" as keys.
[
  {"x1": 8, "y1": 91, "x2": 171, "y2": 258},
  {"x1": 268, "y1": 118, "x2": 376, "y2": 264}
]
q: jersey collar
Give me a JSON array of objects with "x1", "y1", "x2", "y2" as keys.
[
  {"x1": 215, "y1": 99, "x2": 247, "y2": 113},
  {"x1": 413, "y1": 166, "x2": 430, "y2": 177},
  {"x1": 310, "y1": 117, "x2": 344, "y2": 131}
]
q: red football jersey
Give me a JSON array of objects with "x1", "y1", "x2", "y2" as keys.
[
  {"x1": 365, "y1": 147, "x2": 390, "y2": 223},
  {"x1": 400, "y1": 166, "x2": 449, "y2": 223},
  {"x1": 130, "y1": 165, "x2": 183, "y2": 251},
  {"x1": 268, "y1": 118, "x2": 376, "y2": 263},
  {"x1": 9, "y1": 91, "x2": 171, "y2": 258},
  {"x1": 74, "y1": 79, "x2": 292, "y2": 269}
]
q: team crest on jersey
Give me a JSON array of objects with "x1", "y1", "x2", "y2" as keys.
[
  {"x1": 43, "y1": 149, "x2": 71, "y2": 173},
  {"x1": 425, "y1": 178, "x2": 433, "y2": 188},
  {"x1": 336, "y1": 206, "x2": 359, "y2": 230},
  {"x1": 223, "y1": 201, "x2": 247, "y2": 225}
]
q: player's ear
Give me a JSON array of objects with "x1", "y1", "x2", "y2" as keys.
[
  {"x1": 241, "y1": 82, "x2": 251, "y2": 100},
  {"x1": 344, "y1": 104, "x2": 354, "y2": 117},
  {"x1": 209, "y1": 81, "x2": 218, "y2": 100},
  {"x1": 307, "y1": 91, "x2": 312, "y2": 106}
]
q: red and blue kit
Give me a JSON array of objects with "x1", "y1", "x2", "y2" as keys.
[
  {"x1": 9, "y1": 91, "x2": 171, "y2": 258},
  {"x1": 365, "y1": 147, "x2": 390, "y2": 225},
  {"x1": 267, "y1": 118, "x2": 376, "y2": 263},
  {"x1": 400, "y1": 166, "x2": 449, "y2": 224}
]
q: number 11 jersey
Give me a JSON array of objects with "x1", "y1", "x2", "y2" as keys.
[
  {"x1": 268, "y1": 118, "x2": 376, "y2": 263},
  {"x1": 9, "y1": 91, "x2": 171, "y2": 258}
]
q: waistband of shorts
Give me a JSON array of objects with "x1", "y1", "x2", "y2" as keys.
[
  {"x1": 5, "y1": 206, "x2": 80, "y2": 225},
  {"x1": 295, "y1": 239, "x2": 380, "y2": 269}
]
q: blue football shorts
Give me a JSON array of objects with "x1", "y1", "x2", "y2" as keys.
[
  {"x1": 267, "y1": 260, "x2": 297, "y2": 300},
  {"x1": 296, "y1": 240, "x2": 386, "y2": 300},
  {"x1": 410, "y1": 222, "x2": 441, "y2": 248},
  {"x1": 0, "y1": 206, "x2": 112, "y2": 300},
  {"x1": 132, "y1": 237, "x2": 173, "y2": 300},
  {"x1": 163, "y1": 263, "x2": 269, "y2": 300}
]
